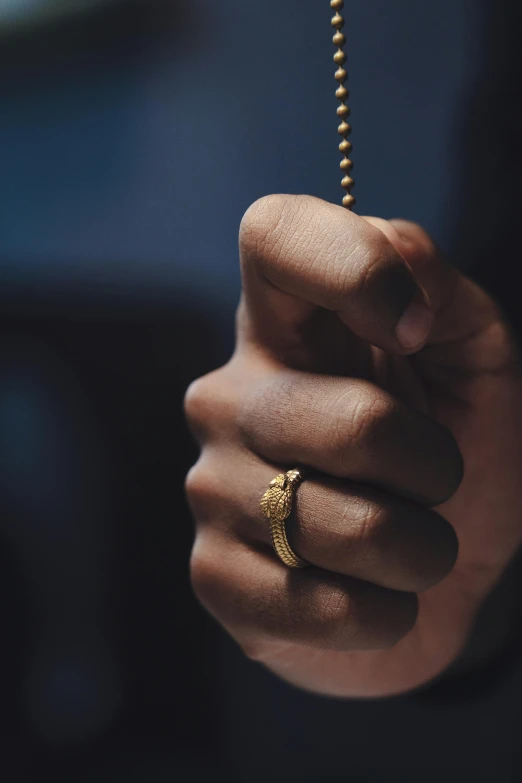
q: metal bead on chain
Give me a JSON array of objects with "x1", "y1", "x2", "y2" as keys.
[{"x1": 331, "y1": 0, "x2": 355, "y2": 209}]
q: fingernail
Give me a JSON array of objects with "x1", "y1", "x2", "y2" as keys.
[{"x1": 395, "y1": 291, "x2": 433, "y2": 353}]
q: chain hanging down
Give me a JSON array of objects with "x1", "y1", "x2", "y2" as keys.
[{"x1": 331, "y1": 0, "x2": 355, "y2": 210}]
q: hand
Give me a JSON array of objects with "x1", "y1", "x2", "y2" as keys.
[{"x1": 184, "y1": 194, "x2": 522, "y2": 698}]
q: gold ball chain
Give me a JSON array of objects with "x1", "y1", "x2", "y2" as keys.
[{"x1": 331, "y1": 0, "x2": 355, "y2": 210}]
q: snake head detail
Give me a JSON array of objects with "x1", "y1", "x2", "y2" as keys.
[{"x1": 261, "y1": 470, "x2": 303, "y2": 522}]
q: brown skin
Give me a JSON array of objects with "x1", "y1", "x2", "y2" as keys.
[{"x1": 184, "y1": 194, "x2": 522, "y2": 698}]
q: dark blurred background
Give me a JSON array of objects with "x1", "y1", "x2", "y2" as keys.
[{"x1": 1, "y1": 0, "x2": 522, "y2": 781}]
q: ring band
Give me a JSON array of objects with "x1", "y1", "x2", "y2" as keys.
[{"x1": 260, "y1": 469, "x2": 309, "y2": 569}]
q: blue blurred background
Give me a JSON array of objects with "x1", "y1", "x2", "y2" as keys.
[{"x1": 1, "y1": 1, "x2": 522, "y2": 781}]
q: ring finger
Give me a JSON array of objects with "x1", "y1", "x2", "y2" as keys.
[{"x1": 187, "y1": 450, "x2": 458, "y2": 593}]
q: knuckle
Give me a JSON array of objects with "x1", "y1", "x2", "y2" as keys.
[
  {"x1": 185, "y1": 457, "x2": 238, "y2": 526},
  {"x1": 343, "y1": 495, "x2": 458, "y2": 593},
  {"x1": 184, "y1": 368, "x2": 238, "y2": 439},
  {"x1": 343, "y1": 497, "x2": 392, "y2": 559},
  {"x1": 239, "y1": 195, "x2": 287, "y2": 257},
  {"x1": 346, "y1": 496, "x2": 458, "y2": 592},
  {"x1": 316, "y1": 579, "x2": 418, "y2": 652},
  {"x1": 184, "y1": 462, "x2": 215, "y2": 516},
  {"x1": 342, "y1": 388, "x2": 396, "y2": 454},
  {"x1": 312, "y1": 581, "x2": 357, "y2": 648},
  {"x1": 184, "y1": 463, "x2": 203, "y2": 502},
  {"x1": 239, "y1": 194, "x2": 299, "y2": 273},
  {"x1": 189, "y1": 539, "x2": 224, "y2": 611},
  {"x1": 184, "y1": 375, "x2": 216, "y2": 431}
]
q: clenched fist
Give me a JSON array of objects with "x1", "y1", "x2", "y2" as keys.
[{"x1": 184, "y1": 194, "x2": 522, "y2": 697}]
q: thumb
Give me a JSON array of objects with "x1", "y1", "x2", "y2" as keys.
[
  {"x1": 239, "y1": 195, "x2": 435, "y2": 362},
  {"x1": 361, "y1": 217, "x2": 454, "y2": 316},
  {"x1": 362, "y1": 216, "x2": 500, "y2": 352}
]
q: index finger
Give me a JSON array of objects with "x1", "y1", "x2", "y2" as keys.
[{"x1": 238, "y1": 194, "x2": 432, "y2": 360}]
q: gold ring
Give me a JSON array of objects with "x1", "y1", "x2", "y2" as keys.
[{"x1": 260, "y1": 468, "x2": 309, "y2": 569}]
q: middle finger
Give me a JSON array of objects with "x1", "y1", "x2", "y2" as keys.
[{"x1": 238, "y1": 371, "x2": 463, "y2": 506}]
